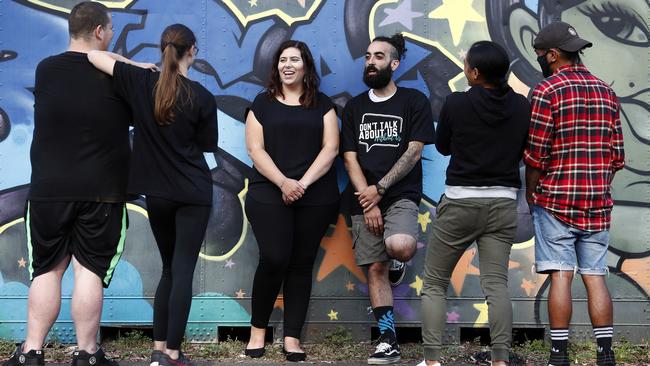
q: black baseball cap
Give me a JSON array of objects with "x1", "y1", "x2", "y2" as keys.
[{"x1": 533, "y1": 21, "x2": 592, "y2": 52}]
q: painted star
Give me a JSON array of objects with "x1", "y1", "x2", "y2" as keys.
[
  {"x1": 327, "y1": 309, "x2": 338, "y2": 320},
  {"x1": 378, "y1": 0, "x2": 424, "y2": 31},
  {"x1": 450, "y1": 248, "x2": 479, "y2": 295},
  {"x1": 417, "y1": 211, "x2": 432, "y2": 232},
  {"x1": 224, "y1": 259, "x2": 235, "y2": 269},
  {"x1": 429, "y1": 0, "x2": 485, "y2": 46},
  {"x1": 317, "y1": 215, "x2": 366, "y2": 283},
  {"x1": 520, "y1": 278, "x2": 536, "y2": 296},
  {"x1": 346, "y1": 281, "x2": 355, "y2": 291},
  {"x1": 248, "y1": 0, "x2": 258, "y2": 7},
  {"x1": 235, "y1": 289, "x2": 245, "y2": 298},
  {"x1": 473, "y1": 302, "x2": 489, "y2": 325},
  {"x1": 17, "y1": 257, "x2": 26, "y2": 268},
  {"x1": 296, "y1": 0, "x2": 306, "y2": 8},
  {"x1": 458, "y1": 48, "x2": 467, "y2": 59},
  {"x1": 446, "y1": 311, "x2": 460, "y2": 323},
  {"x1": 409, "y1": 275, "x2": 423, "y2": 296}
]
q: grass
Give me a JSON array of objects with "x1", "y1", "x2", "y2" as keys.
[{"x1": 1, "y1": 331, "x2": 648, "y2": 365}]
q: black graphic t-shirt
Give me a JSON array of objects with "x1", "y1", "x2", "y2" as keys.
[
  {"x1": 248, "y1": 92, "x2": 339, "y2": 206},
  {"x1": 341, "y1": 87, "x2": 435, "y2": 214}
]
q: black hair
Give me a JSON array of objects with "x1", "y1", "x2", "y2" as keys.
[
  {"x1": 69, "y1": 1, "x2": 110, "y2": 40},
  {"x1": 556, "y1": 49, "x2": 582, "y2": 64},
  {"x1": 372, "y1": 33, "x2": 407, "y2": 61},
  {"x1": 466, "y1": 41, "x2": 511, "y2": 92}
]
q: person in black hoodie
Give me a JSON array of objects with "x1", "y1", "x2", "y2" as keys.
[{"x1": 419, "y1": 41, "x2": 530, "y2": 366}]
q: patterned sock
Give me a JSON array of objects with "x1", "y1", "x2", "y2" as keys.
[
  {"x1": 372, "y1": 306, "x2": 396, "y2": 342},
  {"x1": 594, "y1": 326, "x2": 613, "y2": 353},
  {"x1": 549, "y1": 328, "x2": 569, "y2": 365}
]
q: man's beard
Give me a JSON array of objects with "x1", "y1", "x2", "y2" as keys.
[{"x1": 363, "y1": 65, "x2": 392, "y2": 89}]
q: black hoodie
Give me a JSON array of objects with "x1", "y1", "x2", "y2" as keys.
[{"x1": 435, "y1": 85, "x2": 531, "y2": 188}]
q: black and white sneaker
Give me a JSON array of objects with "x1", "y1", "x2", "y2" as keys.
[
  {"x1": 71, "y1": 347, "x2": 118, "y2": 366},
  {"x1": 150, "y1": 351, "x2": 164, "y2": 366},
  {"x1": 367, "y1": 336, "x2": 401, "y2": 364},
  {"x1": 388, "y1": 260, "x2": 406, "y2": 287},
  {"x1": 2, "y1": 344, "x2": 44, "y2": 366}
]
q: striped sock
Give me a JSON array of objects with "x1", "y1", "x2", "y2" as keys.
[
  {"x1": 550, "y1": 328, "x2": 569, "y2": 354},
  {"x1": 372, "y1": 306, "x2": 396, "y2": 341},
  {"x1": 593, "y1": 326, "x2": 613, "y2": 353}
]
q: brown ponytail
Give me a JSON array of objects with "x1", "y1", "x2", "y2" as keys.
[{"x1": 153, "y1": 24, "x2": 196, "y2": 125}]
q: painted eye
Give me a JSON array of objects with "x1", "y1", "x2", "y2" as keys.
[{"x1": 579, "y1": 3, "x2": 649, "y2": 47}]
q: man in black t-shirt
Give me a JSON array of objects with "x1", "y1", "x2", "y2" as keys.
[
  {"x1": 341, "y1": 34, "x2": 435, "y2": 364},
  {"x1": 3, "y1": 3, "x2": 130, "y2": 366}
]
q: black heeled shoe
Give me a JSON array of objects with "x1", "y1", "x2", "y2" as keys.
[
  {"x1": 283, "y1": 348, "x2": 306, "y2": 362},
  {"x1": 244, "y1": 347, "x2": 265, "y2": 358}
]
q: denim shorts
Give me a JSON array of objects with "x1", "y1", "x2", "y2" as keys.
[{"x1": 532, "y1": 205, "x2": 609, "y2": 275}]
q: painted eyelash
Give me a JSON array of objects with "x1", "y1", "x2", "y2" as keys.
[{"x1": 578, "y1": 1, "x2": 647, "y2": 32}]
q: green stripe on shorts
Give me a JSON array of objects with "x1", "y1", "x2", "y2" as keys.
[
  {"x1": 25, "y1": 201, "x2": 34, "y2": 279},
  {"x1": 103, "y1": 204, "x2": 127, "y2": 286}
]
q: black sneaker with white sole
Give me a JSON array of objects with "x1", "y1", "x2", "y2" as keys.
[
  {"x1": 71, "y1": 347, "x2": 118, "y2": 366},
  {"x1": 2, "y1": 344, "x2": 44, "y2": 366},
  {"x1": 367, "y1": 336, "x2": 401, "y2": 364},
  {"x1": 150, "y1": 351, "x2": 164, "y2": 366},
  {"x1": 388, "y1": 260, "x2": 406, "y2": 287}
]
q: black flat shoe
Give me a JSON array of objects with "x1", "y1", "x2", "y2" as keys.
[
  {"x1": 283, "y1": 348, "x2": 306, "y2": 362},
  {"x1": 244, "y1": 347, "x2": 265, "y2": 358}
]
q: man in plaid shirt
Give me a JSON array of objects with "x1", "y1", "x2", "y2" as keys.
[{"x1": 524, "y1": 22, "x2": 624, "y2": 366}]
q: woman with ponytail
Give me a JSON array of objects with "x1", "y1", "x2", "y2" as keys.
[
  {"x1": 419, "y1": 41, "x2": 530, "y2": 366},
  {"x1": 88, "y1": 24, "x2": 217, "y2": 366}
]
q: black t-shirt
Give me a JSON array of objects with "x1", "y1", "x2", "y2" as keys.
[
  {"x1": 29, "y1": 51, "x2": 132, "y2": 202},
  {"x1": 248, "y1": 92, "x2": 339, "y2": 206},
  {"x1": 112, "y1": 61, "x2": 218, "y2": 205},
  {"x1": 340, "y1": 87, "x2": 435, "y2": 214}
]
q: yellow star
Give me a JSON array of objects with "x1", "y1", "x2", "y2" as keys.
[
  {"x1": 17, "y1": 257, "x2": 26, "y2": 268},
  {"x1": 327, "y1": 309, "x2": 338, "y2": 320},
  {"x1": 248, "y1": 0, "x2": 257, "y2": 7},
  {"x1": 235, "y1": 289, "x2": 245, "y2": 298},
  {"x1": 409, "y1": 275, "x2": 423, "y2": 296},
  {"x1": 428, "y1": 0, "x2": 485, "y2": 46},
  {"x1": 418, "y1": 211, "x2": 432, "y2": 232},
  {"x1": 346, "y1": 281, "x2": 355, "y2": 291},
  {"x1": 473, "y1": 302, "x2": 489, "y2": 326}
]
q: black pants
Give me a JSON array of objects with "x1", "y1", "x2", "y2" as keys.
[
  {"x1": 147, "y1": 196, "x2": 211, "y2": 350},
  {"x1": 245, "y1": 196, "x2": 338, "y2": 338}
]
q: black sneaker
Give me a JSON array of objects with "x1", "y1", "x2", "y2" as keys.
[
  {"x1": 470, "y1": 351, "x2": 491, "y2": 365},
  {"x1": 150, "y1": 351, "x2": 164, "y2": 366},
  {"x1": 367, "y1": 335, "x2": 400, "y2": 364},
  {"x1": 2, "y1": 344, "x2": 44, "y2": 366},
  {"x1": 470, "y1": 350, "x2": 527, "y2": 365},
  {"x1": 71, "y1": 347, "x2": 118, "y2": 366},
  {"x1": 547, "y1": 350, "x2": 569, "y2": 366},
  {"x1": 596, "y1": 348, "x2": 616, "y2": 366},
  {"x1": 388, "y1": 260, "x2": 406, "y2": 287},
  {"x1": 158, "y1": 352, "x2": 195, "y2": 366}
]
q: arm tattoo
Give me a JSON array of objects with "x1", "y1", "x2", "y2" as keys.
[{"x1": 379, "y1": 142, "x2": 423, "y2": 189}]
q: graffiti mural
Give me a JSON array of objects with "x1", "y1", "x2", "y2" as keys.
[{"x1": 0, "y1": 0, "x2": 648, "y2": 343}]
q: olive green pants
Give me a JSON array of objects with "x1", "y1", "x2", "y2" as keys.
[{"x1": 421, "y1": 195, "x2": 517, "y2": 362}]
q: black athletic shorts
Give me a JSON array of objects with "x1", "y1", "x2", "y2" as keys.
[{"x1": 25, "y1": 200, "x2": 128, "y2": 287}]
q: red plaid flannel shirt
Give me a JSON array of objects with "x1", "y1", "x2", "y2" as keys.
[{"x1": 524, "y1": 64, "x2": 625, "y2": 232}]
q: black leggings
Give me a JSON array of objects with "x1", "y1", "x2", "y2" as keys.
[
  {"x1": 146, "y1": 196, "x2": 211, "y2": 350},
  {"x1": 245, "y1": 196, "x2": 338, "y2": 339}
]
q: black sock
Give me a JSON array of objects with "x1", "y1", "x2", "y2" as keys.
[
  {"x1": 550, "y1": 328, "x2": 569, "y2": 354},
  {"x1": 372, "y1": 306, "x2": 396, "y2": 342},
  {"x1": 594, "y1": 326, "x2": 613, "y2": 353}
]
